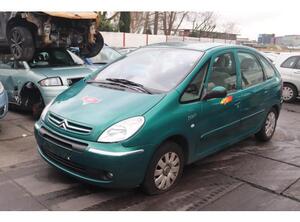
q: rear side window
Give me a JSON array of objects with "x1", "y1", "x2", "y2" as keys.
[
  {"x1": 260, "y1": 56, "x2": 276, "y2": 79},
  {"x1": 238, "y1": 52, "x2": 264, "y2": 88},
  {"x1": 281, "y1": 56, "x2": 299, "y2": 68}
]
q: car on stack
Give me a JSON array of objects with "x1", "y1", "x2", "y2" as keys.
[{"x1": 0, "y1": 12, "x2": 104, "y2": 61}]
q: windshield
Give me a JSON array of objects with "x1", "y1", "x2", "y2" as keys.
[
  {"x1": 93, "y1": 47, "x2": 203, "y2": 92},
  {"x1": 89, "y1": 46, "x2": 122, "y2": 64},
  {"x1": 28, "y1": 48, "x2": 84, "y2": 68}
]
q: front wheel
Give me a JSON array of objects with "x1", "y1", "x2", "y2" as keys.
[
  {"x1": 81, "y1": 32, "x2": 104, "y2": 58},
  {"x1": 255, "y1": 108, "x2": 278, "y2": 142},
  {"x1": 142, "y1": 141, "x2": 184, "y2": 195}
]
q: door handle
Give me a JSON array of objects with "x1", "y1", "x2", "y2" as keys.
[{"x1": 294, "y1": 71, "x2": 300, "y2": 74}]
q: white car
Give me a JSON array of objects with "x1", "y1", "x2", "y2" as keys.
[{"x1": 274, "y1": 53, "x2": 300, "y2": 102}]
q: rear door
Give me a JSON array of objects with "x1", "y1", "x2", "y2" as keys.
[{"x1": 237, "y1": 51, "x2": 268, "y2": 135}]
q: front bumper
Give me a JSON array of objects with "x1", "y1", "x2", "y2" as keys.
[
  {"x1": 34, "y1": 120, "x2": 153, "y2": 188},
  {"x1": 0, "y1": 91, "x2": 8, "y2": 119}
]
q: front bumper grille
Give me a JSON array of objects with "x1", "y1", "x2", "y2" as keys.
[
  {"x1": 38, "y1": 129, "x2": 109, "y2": 181},
  {"x1": 39, "y1": 127, "x2": 88, "y2": 152},
  {"x1": 48, "y1": 112, "x2": 93, "y2": 134}
]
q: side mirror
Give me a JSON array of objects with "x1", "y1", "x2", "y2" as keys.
[{"x1": 203, "y1": 86, "x2": 227, "y2": 100}]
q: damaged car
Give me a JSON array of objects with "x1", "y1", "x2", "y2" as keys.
[
  {"x1": 0, "y1": 48, "x2": 95, "y2": 118},
  {"x1": 0, "y1": 80, "x2": 8, "y2": 119},
  {"x1": 0, "y1": 12, "x2": 104, "y2": 61}
]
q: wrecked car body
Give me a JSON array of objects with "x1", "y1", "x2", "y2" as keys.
[
  {"x1": 0, "y1": 12, "x2": 104, "y2": 61},
  {"x1": 0, "y1": 48, "x2": 95, "y2": 118}
]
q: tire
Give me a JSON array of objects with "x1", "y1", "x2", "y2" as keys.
[
  {"x1": 8, "y1": 26, "x2": 35, "y2": 61},
  {"x1": 282, "y1": 83, "x2": 297, "y2": 103},
  {"x1": 255, "y1": 108, "x2": 278, "y2": 142},
  {"x1": 81, "y1": 32, "x2": 104, "y2": 58},
  {"x1": 142, "y1": 141, "x2": 184, "y2": 195}
]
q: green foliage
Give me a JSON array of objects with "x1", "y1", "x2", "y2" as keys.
[{"x1": 119, "y1": 12, "x2": 131, "y2": 33}]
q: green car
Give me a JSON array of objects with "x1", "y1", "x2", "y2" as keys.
[
  {"x1": 0, "y1": 48, "x2": 95, "y2": 117},
  {"x1": 34, "y1": 43, "x2": 282, "y2": 194}
]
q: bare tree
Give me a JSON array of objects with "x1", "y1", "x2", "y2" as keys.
[
  {"x1": 187, "y1": 12, "x2": 217, "y2": 32},
  {"x1": 220, "y1": 22, "x2": 240, "y2": 34},
  {"x1": 130, "y1": 12, "x2": 145, "y2": 33},
  {"x1": 162, "y1": 11, "x2": 189, "y2": 35}
]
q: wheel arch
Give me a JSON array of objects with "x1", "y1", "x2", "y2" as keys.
[
  {"x1": 283, "y1": 81, "x2": 299, "y2": 94},
  {"x1": 160, "y1": 134, "x2": 190, "y2": 165},
  {"x1": 19, "y1": 81, "x2": 44, "y2": 106}
]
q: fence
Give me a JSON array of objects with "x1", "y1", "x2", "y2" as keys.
[{"x1": 101, "y1": 31, "x2": 237, "y2": 48}]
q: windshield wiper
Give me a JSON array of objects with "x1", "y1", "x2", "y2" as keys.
[{"x1": 106, "y1": 78, "x2": 152, "y2": 94}]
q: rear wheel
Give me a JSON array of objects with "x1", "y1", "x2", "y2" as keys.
[
  {"x1": 282, "y1": 83, "x2": 297, "y2": 103},
  {"x1": 8, "y1": 26, "x2": 35, "y2": 61},
  {"x1": 255, "y1": 108, "x2": 278, "y2": 142},
  {"x1": 142, "y1": 141, "x2": 184, "y2": 195},
  {"x1": 81, "y1": 32, "x2": 104, "y2": 58}
]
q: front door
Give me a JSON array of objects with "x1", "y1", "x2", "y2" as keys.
[{"x1": 196, "y1": 51, "x2": 242, "y2": 156}]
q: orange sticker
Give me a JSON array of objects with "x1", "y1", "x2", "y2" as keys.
[{"x1": 220, "y1": 96, "x2": 233, "y2": 105}]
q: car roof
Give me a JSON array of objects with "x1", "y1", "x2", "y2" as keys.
[{"x1": 146, "y1": 42, "x2": 246, "y2": 52}]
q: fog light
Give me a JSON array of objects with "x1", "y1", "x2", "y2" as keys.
[{"x1": 106, "y1": 172, "x2": 114, "y2": 179}]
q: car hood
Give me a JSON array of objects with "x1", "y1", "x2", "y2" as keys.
[
  {"x1": 46, "y1": 82, "x2": 165, "y2": 141},
  {"x1": 32, "y1": 66, "x2": 94, "y2": 80}
]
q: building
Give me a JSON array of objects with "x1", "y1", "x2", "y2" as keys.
[
  {"x1": 275, "y1": 35, "x2": 300, "y2": 48},
  {"x1": 258, "y1": 34, "x2": 275, "y2": 45},
  {"x1": 177, "y1": 29, "x2": 237, "y2": 41}
]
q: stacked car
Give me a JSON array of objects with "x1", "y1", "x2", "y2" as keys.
[{"x1": 0, "y1": 81, "x2": 8, "y2": 119}]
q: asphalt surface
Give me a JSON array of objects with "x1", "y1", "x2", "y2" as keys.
[{"x1": 0, "y1": 101, "x2": 300, "y2": 211}]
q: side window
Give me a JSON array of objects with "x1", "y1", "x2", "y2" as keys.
[
  {"x1": 181, "y1": 61, "x2": 209, "y2": 102},
  {"x1": 238, "y1": 52, "x2": 264, "y2": 88},
  {"x1": 207, "y1": 53, "x2": 237, "y2": 92},
  {"x1": 281, "y1": 56, "x2": 299, "y2": 69},
  {"x1": 260, "y1": 56, "x2": 276, "y2": 79},
  {"x1": 295, "y1": 59, "x2": 300, "y2": 70}
]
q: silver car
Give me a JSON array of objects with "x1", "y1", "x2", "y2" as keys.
[{"x1": 274, "y1": 53, "x2": 300, "y2": 102}]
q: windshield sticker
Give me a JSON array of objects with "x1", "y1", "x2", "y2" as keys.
[
  {"x1": 220, "y1": 96, "x2": 233, "y2": 105},
  {"x1": 82, "y1": 96, "x2": 101, "y2": 105}
]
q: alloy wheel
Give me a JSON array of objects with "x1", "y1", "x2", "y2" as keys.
[
  {"x1": 154, "y1": 152, "x2": 180, "y2": 190},
  {"x1": 10, "y1": 29, "x2": 24, "y2": 58},
  {"x1": 265, "y1": 111, "x2": 276, "y2": 137},
  {"x1": 282, "y1": 86, "x2": 294, "y2": 101}
]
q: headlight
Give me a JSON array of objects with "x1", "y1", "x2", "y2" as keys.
[
  {"x1": 39, "y1": 77, "x2": 62, "y2": 87},
  {"x1": 98, "y1": 116, "x2": 145, "y2": 143},
  {"x1": 0, "y1": 82, "x2": 4, "y2": 94},
  {"x1": 41, "y1": 99, "x2": 54, "y2": 121}
]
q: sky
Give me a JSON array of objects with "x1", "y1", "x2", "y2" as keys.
[
  {"x1": 3, "y1": 0, "x2": 300, "y2": 41},
  {"x1": 215, "y1": 10, "x2": 300, "y2": 40}
]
